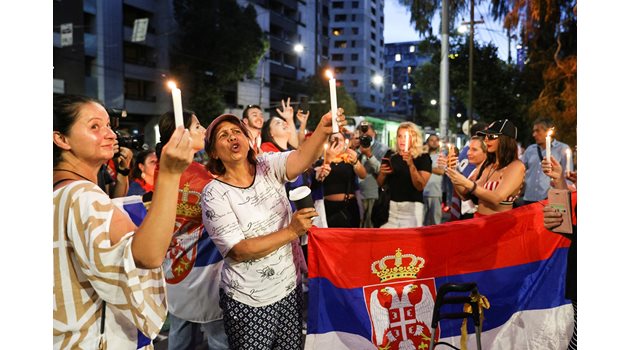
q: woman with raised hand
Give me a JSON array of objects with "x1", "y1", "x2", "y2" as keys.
[
  {"x1": 314, "y1": 131, "x2": 367, "y2": 227},
  {"x1": 376, "y1": 122, "x2": 432, "y2": 228},
  {"x1": 200, "y1": 109, "x2": 345, "y2": 350},
  {"x1": 53, "y1": 95, "x2": 193, "y2": 349},
  {"x1": 445, "y1": 119, "x2": 525, "y2": 216}
]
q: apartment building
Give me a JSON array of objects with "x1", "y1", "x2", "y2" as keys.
[{"x1": 328, "y1": 0, "x2": 385, "y2": 113}]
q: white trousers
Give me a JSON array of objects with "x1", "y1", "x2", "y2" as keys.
[{"x1": 381, "y1": 201, "x2": 425, "y2": 228}]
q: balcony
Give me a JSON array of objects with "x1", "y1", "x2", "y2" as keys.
[{"x1": 269, "y1": 60, "x2": 296, "y2": 78}]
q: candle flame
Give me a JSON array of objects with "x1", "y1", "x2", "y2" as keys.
[
  {"x1": 167, "y1": 81, "x2": 178, "y2": 90},
  {"x1": 324, "y1": 143, "x2": 328, "y2": 150},
  {"x1": 325, "y1": 69, "x2": 334, "y2": 79},
  {"x1": 546, "y1": 128, "x2": 554, "y2": 137},
  {"x1": 565, "y1": 148, "x2": 571, "y2": 155}
]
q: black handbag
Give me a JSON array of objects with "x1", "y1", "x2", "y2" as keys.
[{"x1": 371, "y1": 184, "x2": 390, "y2": 228}]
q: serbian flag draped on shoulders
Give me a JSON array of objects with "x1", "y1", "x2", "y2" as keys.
[
  {"x1": 157, "y1": 162, "x2": 224, "y2": 323},
  {"x1": 306, "y1": 193, "x2": 575, "y2": 350}
]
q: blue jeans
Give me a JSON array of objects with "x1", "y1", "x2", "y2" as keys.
[
  {"x1": 168, "y1": 314, "x2": 229, "y2": 350},
  {"x1": 423, "y1": 196, "x2": 442, "y2": 226}
]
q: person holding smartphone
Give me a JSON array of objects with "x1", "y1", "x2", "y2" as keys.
[
  {"x1": 445, "y1": 119, "x2": 525, "y2": 217},
  {"x1": 376, "y1": 122, "x2": 432, "y2": 228},
  {"x1": 314, "y1": 132, "x2": 367, "y2": 227},
  {"x1": 541, "y1": 155, "x2": 577, "y2": 350}
]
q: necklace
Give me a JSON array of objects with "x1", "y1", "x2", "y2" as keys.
[
  {"x1": 53, "y1": 168, "x2": 94, "y2": 183},
  {"x1": 484, "y1": 163, "x2": 499, "y2": 183}
]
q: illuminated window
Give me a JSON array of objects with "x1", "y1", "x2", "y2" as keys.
[
  {"x1": 407, "y1": 66, "x2": 412, "y2": 74},
  {"x1": 392, "y1": 84, "x2": 397, "y2": 90},
  {"x1": 391, "y1": 101, "x2": 396, "y2": 107},
  {"x1": 409, "y1": 45, "x2": 415, "y2": 53},
  {"x1": 395, "y1": 54, "x2": 401, "y2": 61},
  {"x1": 332, "y1": 28, "x2": 344, "y2": 36}
]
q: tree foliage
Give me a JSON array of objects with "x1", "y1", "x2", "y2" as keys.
[
  {"x1": 411, "y1": 35, "x2": 526, "y2": 137},
  {"x1": 400, "y1": 0, "x2": 577, "y2": 147},
  {"x1": 171, "y1": 0, "x2": 266, "y2": 125}
]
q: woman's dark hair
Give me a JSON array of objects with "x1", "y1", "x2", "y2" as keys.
[
  {"x1": 130, "y1": 149, "x2": 155, "y2": 180},
  {"x1": 53, "y1": 94, "x2": 104, "y2": 166},
  {"x1": 155, "y1": 109, "x2": 196, "y2": 159},
  {"x1": 261, "y1": 116, "x2": 294, "y2": 152},
  {"x1": 204, "y1": 116, "x2": 257, "y2": 176},
  {"x1": 479, "y1": 134, "x2": 519, "y2": 174}
]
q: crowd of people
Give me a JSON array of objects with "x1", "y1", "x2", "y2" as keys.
[{"x1": 53, "y1": 93, "x2": 577, "y2": 350}]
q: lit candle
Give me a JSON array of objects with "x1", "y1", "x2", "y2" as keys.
[
  {"x1": 167, "y1": 81, "x2": 184, "y2": 128},
  {"x1": 325, "y1": 70, "x2": 339, "y2": 133},
  {"x1": 404, "y1": 131, "x2": 410, "y2": 152},
  {"x1": 565, "y1": 148, "x2": 572, "y2": 176},
  {"x1": 545, "y1": 128, "x2": 554, "y2": 162},
  {"x1": 344, "y1": 138, "x2": 349, "y2": 151},
  {"x1": 323, "y1": 143, "x2": 329, "y2": 164}
]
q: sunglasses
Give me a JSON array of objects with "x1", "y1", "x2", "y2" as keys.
[{"x1": 476, "y1": 132, "x2": 500, "y2": 140}]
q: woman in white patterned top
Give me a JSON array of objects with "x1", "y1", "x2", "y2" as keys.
[
  {"x1": 53, "y1": 95, "x2": 194, "y2": 349},
  {"x1": 200, "y1": 110, "x2": 345, "y2": 350}
]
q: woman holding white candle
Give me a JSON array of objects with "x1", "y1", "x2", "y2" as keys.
[
  {"x1": 200, "y1": 109, "x2": 345, "y2": 350},
  {"x1": 445, "y1": 119, "x2": 525, "y2": 216},
  {"x1": 53, "y1": 95, "x2": 194, "y2": 349},
  {"x1": 376, "y1": 122, "x2": 432, "y2": 228}
]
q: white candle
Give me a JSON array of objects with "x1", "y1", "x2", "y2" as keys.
[
  {"x1": 545, "y1": 129, "x2": 553, "y2": 162},
  {"x1": 565, "y1": 148, "x2": 572, "y2": 176},
  {"x1": 326, "y1": 70, "x2": 339, "y2": 133},
  {"x1": 404, "y1": 131, "x2": 410, "y2": 152},
  {"x1": 167, "y1": 81, "x2": 184, "y2": 128}
]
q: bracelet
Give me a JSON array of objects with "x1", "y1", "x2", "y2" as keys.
[
  {"x1": 469, "y1": 181, "x2": 477, "y2": 194},
  {"x1": 116, "y1": 167, "x2": 130, "y2": 176}
]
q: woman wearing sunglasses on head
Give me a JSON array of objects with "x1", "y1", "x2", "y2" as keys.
[{"x1": 444, "y1": 119, "x2": 525, "y2": 216}]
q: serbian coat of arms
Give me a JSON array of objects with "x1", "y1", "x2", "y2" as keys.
[{"x1": 363, "y1": 248, "x2": 438, "y2": 350}]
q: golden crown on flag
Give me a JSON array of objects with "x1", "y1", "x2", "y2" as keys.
[
  {"x1": 371, "y1": 248, "x2": 425, "y2": 282},
  {"x1": 176, "y1": 183, "x2": 202, "y2": 218}
]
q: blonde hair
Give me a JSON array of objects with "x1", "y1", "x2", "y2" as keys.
[{"x1": 395, "y1": 122, "x2": 426, "y2": 158}]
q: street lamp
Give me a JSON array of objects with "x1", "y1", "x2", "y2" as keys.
[
  {"x1": 430, "y1": 99, "x2": 437, "y2": 106},
  {"x1": 293, "y1": 43, "x2": 304, "y2": 54},
  {"x1": 371, "y1": 74, "x2": 383, "y2": 86}
]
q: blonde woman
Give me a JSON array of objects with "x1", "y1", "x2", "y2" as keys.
[{"x1": 376, "y1": 122, "x2": 432, "y2": 228}]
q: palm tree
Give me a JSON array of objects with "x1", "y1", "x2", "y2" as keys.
[{"x1": 399, "y1": 0, "x2": 577, "y2": 146}]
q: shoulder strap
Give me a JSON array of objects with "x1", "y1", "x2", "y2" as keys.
[
  {"x1": 100, "y1": 302, "x2": 106, "y2": 334},
  {"x1": 53, "y1": 178, "x2": 75, "y2": 189}
]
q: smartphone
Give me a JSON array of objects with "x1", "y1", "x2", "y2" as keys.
[
  {"x1": 547, "y1": 189, "x2": 573, "y2": 234},
  {"x1": 381, "y1": 157, "x2": 391, "y2": 167}
]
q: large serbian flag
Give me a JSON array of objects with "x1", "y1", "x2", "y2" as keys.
[{"x1": 305, "y1": 199, "x2": 574, "y2": 350}]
